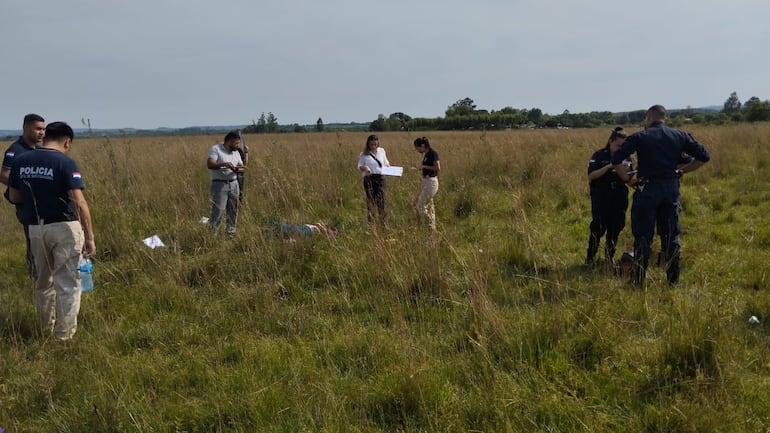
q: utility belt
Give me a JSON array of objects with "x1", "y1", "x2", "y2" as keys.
[
  {"x1": 592, "y1": 181, "x2": 627, "y2": 191},
  {"x1": 639, "y1": 177, "x2": 678, "y2": 185},
  {"x1": 212, "y1": 178, "x2": 237, "y2": 183},
  {"x1": 639, "y1": 177, "x2": 679, "y2": 185}
]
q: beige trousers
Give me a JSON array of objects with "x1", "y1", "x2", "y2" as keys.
[
  {"x1": 28, "y1": 221, "x2": 84, "y2": 341},
  {"x1": 417, "y1": 177, "x2": 439, "y2": 229}
]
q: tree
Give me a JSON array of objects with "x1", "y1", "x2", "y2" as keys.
[
  {"x1": 722, "y1": 91, "x2": 741, "y2": 114},
  {"x1": 316, "y1": 117, "x2": 324, "y2": 132},
  {"x1": 527, "y1": 108, "x2": 543, "y2": 125},
  {"x1": 255, "y1": 113, "x2": 267, "y2": 133},
  {"x1": 266, "y1": 112, "x2": 278, "y2": 133},
  {"x1": 369, "y1": 114, "x2": 387, "y2": 132},
  {"x1": 691, "y1": 113, "x2": 706, "y2": 124},
  {"x1": 743, "y1": 96, "x2": 761, "y2": 111},
  {"x1": 445, "y1": 97, "x2": 477, "y2": 117},
  {"x1": 388, "y1": 112, "x2": 412, "y2": 130},
  {"x1": 745, "y1": 99, "x2": 770, "y2": 122}
]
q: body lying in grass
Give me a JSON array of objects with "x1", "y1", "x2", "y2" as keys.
[{"x1": 263, "y1": 222, "x2": 338, "y2": 239}]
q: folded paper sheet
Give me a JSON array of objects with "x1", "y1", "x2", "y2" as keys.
[
  {"x1": 381, "y1": 166, "x2": 403, "y2": 177},
  {"x1": 142, "y1": 235, "x2": 165, "y2": 249}
]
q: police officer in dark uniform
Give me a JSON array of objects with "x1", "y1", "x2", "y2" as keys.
[
  {"x1": 585, "y1": 127, "x2": 632, "y2": 268},
  {"x1": 8, "y1": 122, "x2": 96, "y2": 341},
  {"x1": 655, "y1": 151, "x2": 695, "y2": 266},
  {"x1": 1, "y1": 113, "x2": 46, "y2": 278},
  {"x1": 612, "y1": 105, "x2": 710, "y2": 286}
]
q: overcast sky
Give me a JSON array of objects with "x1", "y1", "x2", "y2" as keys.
[{"x1": 1, "y1": 0, "x2": 768, "y2": 130}]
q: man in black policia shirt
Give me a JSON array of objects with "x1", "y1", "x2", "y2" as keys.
[
  {"x1": 8, "y1": 122, "x2": 96, "y2": 341},
  {"x1": 611, "y1": 105, "x2": 710, "y2": 287},
  {"x1": 1, "y1": 113, "x2": 46, "y2": 277}
]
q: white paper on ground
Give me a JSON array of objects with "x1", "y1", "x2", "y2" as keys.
[
  {"x1": 199, "y1": 216, "x2": 210, "y2": 224},
  {"x1": 142, "y1": 235, "x2": 165, "y2": 249},
  {"x1": 381, "y1": 166, "x2": 403, "y2": 177}
]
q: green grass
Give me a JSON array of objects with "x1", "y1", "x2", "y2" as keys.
[{"x1": 2, "y1": 126, "x2": 770, "y2": 431}]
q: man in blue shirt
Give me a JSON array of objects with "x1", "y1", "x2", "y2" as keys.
[
  {"x1": 8, "y1": 122, "x2": 96, "y2": 341},
  {"x1": 611, "y1": 105, "x2": 710, "y2": 286},
  {"x1": 1, "y1": 114, "x2": 46, "y2": 278}
]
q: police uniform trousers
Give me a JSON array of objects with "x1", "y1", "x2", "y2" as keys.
[
  {"x1": 630, "y1": 180, "x2": 681, "y2": 285},
  {"x1": 587, "y1": 184, "x2": 628, "y2": 262}
]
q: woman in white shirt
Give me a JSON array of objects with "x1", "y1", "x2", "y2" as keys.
[{"x1": 357, "y1": 135, "x2": 390, "y2": 226}]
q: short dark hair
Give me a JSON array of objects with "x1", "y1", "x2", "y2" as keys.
[
  {"x1": 224, "y1": 131, "x2": 240, "y2": 143},
  {"x1": 646, "y1": 105, "x2": 667, "y2": 120},
  {"x1": 42, "y1": 122, "x2": 74, "y2": 143},
  {"x1": 23, "y1": 113, "x2": 44, "y2": 125},
  {"x1": 414, "y1": 136, "x2": 430, "y2": 149}
]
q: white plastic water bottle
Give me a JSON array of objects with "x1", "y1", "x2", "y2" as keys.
[{"x1": 79, "y1": 258, "x2": 94, "y2": 292}]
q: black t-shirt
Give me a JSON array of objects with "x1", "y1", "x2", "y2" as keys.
[
  {"x1": 8, "y1": 148, "x2": 84, "y2": 224},
  {"x1": 421, "y1": 149, "x2": 439, "y2": 177}
]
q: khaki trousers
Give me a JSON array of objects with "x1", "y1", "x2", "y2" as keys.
[
  {"x1": 28, "y1": 221, "x2": 84, "y2": 341},
  {"x1": 417, "y1": 177, "x2": 439, "y2": 229}
]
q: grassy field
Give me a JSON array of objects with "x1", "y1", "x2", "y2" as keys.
[{"x1": 2, "y1": 125, "x2": 770, "y2": 432}]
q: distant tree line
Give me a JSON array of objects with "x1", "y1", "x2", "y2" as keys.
[
  {"x1": 240, "y1": 92, "x2": 770, "y2": 135},
  {"x1": 242, "y1": 112, "x2": 280, "y2": 133},
  {"x1": 368, "y1": 93, "x2": 770, "y2": 132},
  {"x1": 719, "y1": 92, "x2": 770, "y2": 122},
  {"x1": 242, "y1": 113, "x2": 344, "y2": 134},
  {"x1": 368, "y1": 99, "x2": 632, "y2": 132}
]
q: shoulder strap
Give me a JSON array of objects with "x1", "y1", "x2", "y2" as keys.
[{"x1": 369, "y1": 153, "x2": 382, "y2": 167}]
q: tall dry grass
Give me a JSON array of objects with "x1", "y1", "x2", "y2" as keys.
[{"x1": 1, "y1": 124, "x2": 770, "y2": 432}]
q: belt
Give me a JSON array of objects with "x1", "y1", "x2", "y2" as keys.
[
  {"x1": 213, "y1": 179, "x2": 237, "y2": 183},
  {"x1": 422, "y1": 175, "x2": 437, "y2": 179},
  {"x1": 643, "y1": 178, "x2": 678, "y2": 184},
  {"x1": 609, "y1": 181, "x2": 626, "y2": 190},
  {"x1": 33, "y1": 216, "x2": 76, "y2": 225}
]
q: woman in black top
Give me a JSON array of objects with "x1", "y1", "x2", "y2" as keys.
[
  {"x1": 585, "y1": 127, "x2": 632, "y2": 268},
  {"x1": 414, "y1": 137, "x2": 440, "y2": 230}
]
